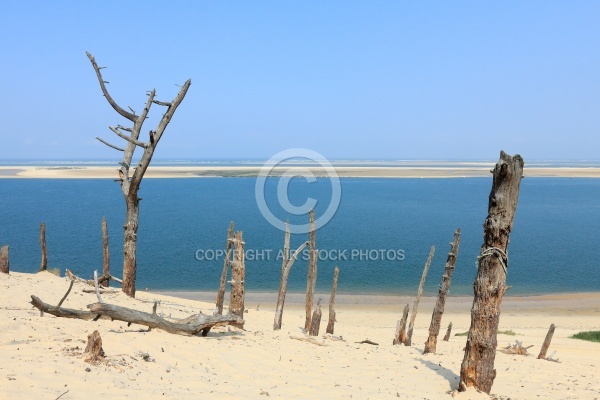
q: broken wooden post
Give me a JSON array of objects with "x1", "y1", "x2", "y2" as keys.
[
  {"x1": 101, "y1": 217, "x2": 110, "y2": 287},
  {"x1": 459, "y1": 151, "x2": 524, "y2": 394},
  {"x1": 443, "y1": 322, "x2": 453, "y2": 341},
  {"x1": 424, "y1": 229, "x2": 461, "y2": 354},
  {"x1": 85, "y1": 330, "x2": 105, "y2": 363},
  {"x1": 305, "y1": 209, "x2": 317, "y2": 331},
  {"x1": 538, "y1": 323, "x2": 556, "y2": 359},
  {"x1": 229, "y1": 231, "x2": 245, "y2": 321},
  {"x1": 393, "y1": 304, "x2": 410, "y2": 345},
  {"x1": 216, "y1": 221, "x2": 234, "y2": 314},
  {"x1": 309, "y1": 300, "x2": 322, "y2": 336},
  {"x1": 39, "y1": 223, "x2": 47, "y2": 271},
  {"x1": 0, "y1": 245, "x2": 8, "y2": 274},
  {"x1": 326, "y1": 266, "x2": 339, "y2": 334},
  {"x1": 404, "y1": 246, "x2": 435, "y2": 346}
]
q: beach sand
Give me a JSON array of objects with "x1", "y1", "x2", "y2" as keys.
[
  {"x1": 1, "y1": 271, "x2": 599, "y2": 399},
  {"x1": 1, "y1": 165, "x2": 600, "y2": 179}
]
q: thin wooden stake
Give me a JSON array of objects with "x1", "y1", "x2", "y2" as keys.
[
  {"x1": 393, "y1": 304, "x2": 410, "y2": 345},
  {"x1": 326, "y1": 267, "x2": 339, "y2": 334},
  {"x1": 404, "y1": 246, "x2": 435, "y2": 346},
  {"x1": 538, "y1": 323, "x2": 556, "y2": 359},
  {"x1": 216, "y1": 221, "x2": 234, "y2": 314},
  {"x1": 305, "y1": 209, "x2": 317, "y2": 331},
  {"x1": 101, "y1": 217, "x2": 110, "y2": 287},
  {"x1": 93, "y1": 270, "x2": 103, "y2": 303},
  {"x1": 443, "y1": 322, "x2": 453, "y2": 341},
  {"x1": 40, "y1": 223, "x2": 47, "y2": 271}
]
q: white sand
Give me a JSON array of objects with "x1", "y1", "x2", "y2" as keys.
[{"x1": 1, "y1": 271, "x2": 599, "y2": 399}]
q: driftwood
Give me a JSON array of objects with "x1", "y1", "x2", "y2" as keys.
[
  {"x1": 101, "y1": 217, "x2": 110, "y2": 288},
  {"x1": 66, "y1": 269, "x2": 123, "y2": 287},
  {"x1": 305, "y1": 209, "x2": 317, "y2": 331},
  {"x1": 443, "y1": 322, "x2": 453, "y2": 341},
  {"x1": 229, "y1": 231, "x2": 245, "y2": 321},
  {"x1": 459, "y1": 151, "x2": 524, "y2": 394},
  {"x1": 290, "y1": 336, "x2": 328, "y2": 347},
  {"x1": 424, "y1": 229, "x2": 461, "y2": 354},
  {"x1": 31, "y1": 295, "x2": 106, "y2": 321},
  {"x1": 0, "y1": 245, "x2": 8, "y2": 274},
  {"x1": 393, "y1": 304, "x2": 410, "y2": 345},
  {"x1": 216, "y1": 221, "x2": 234, "y2": 315},
  {"x1": 308, "y1": 301, "x2": 322, "y2": 336},
  {"x1": 326, "y1": 266, "x2": 339, "y2": 334},
  {"x1": 499, "y1": 340, "x2": 533, "y2": 356},
  {"x1": 356, "y1": 339, "x2": 379, "y2": 346},
  {"x1": 405, "y1": 246, "x2": 435, "y2": 346},
  {"x1": 538, "y1": 323, "x2": 556, "y2": 359},
  {"x1": 40, "y1": 223, "x2": 47, "y2": 271}
]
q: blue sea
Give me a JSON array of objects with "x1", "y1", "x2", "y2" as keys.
[{"x1": 0, "y1": 176, "x2": 599, "y2": 296}]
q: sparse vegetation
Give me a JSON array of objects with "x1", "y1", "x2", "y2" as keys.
[{"x1": 570, "y1": 331, "x2": 600, "y2": 343}]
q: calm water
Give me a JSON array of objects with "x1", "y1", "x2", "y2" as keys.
[{"x1": 0, "y1": 177, "x2": 598, "y2": 296}]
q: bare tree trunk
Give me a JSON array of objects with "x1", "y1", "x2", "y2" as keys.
[
  {"x1": 538, "y1": 323, "x2": 556, "y2": 359},
  {"x1": 424, "y1": 229, "x2": 461, "y2": 354},
  {"x1": 101, "y1": 217, "x2": 110, "y2": 288},
  {"x1": 39, "y1": 223, "x2": 47, "y2": 271},
  {"x1": 443, "y1": 322, "x2": 453, "y2": 341},
  {"x1": 122, "y1": 197, "x2": 139, "y2": 297},
  {"x1": 404, "y1": 246, "x2": 435, "y2": 346},
  {"x1": 459, "y1": 151, "x2": 524, "y2": 394},
  {"x1": 305, "y1": 209, "x2": 317, "y2": 331},
  {"x1": 326, "y1": 267, "x2": 339, "y2": 334},
  {"x1": 229, "y1": 231, "x2": 245, "y2": 321},
  {"x1": 309, "y1": 301, "x2": 322, "y2": 336},
  {"x1": 393, "y1": 304, "x2": 410, "y2": 345},
  {"x1": 0, "y1": 245, "x2": 8, "y2": 274},
  {"x1": 216, "y1": 221, "x2": 234, "y2": 314}
]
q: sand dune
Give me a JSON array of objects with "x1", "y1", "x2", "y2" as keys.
[{"x1": 1, "y1": 271, "x2": 599, "y2": 399}]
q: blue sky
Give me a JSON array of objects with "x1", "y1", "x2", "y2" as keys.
[{"x1": 0, "y1": 1, "x2": 598, "y2": 161}]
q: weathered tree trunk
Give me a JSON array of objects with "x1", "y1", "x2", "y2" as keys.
[
  {"x1": 538, "y1": 323, "x2": 556, "y2": 359},
  {"x1": 86, "y1": 52, "x2": 191, "y2": 298},
  {"x1": 423, "y1": 229, "x2": 461, "y2": 354},
  {"x1": 326, "y1": 267, "x2": 339, "y2": 334},
  {"x1": 443, "y1": 322, "x2": 453, "y2": 341},
  {"x1": 404, "y1": 246, "x2": 435, "y2": 346},
  {"x1": 309, "y1": 301, "x2": 322, "y2": 336},
  {"x1": 216, "y1": 221, "x2": 234, "y2": 314},
  {"x1": 229, "y1": 231, "x2": 245, "y2": 320},
  {"x1": 0, "y1": 245, "x2": 8, "y2": 274},
  {"x1": 393, "y1": 304, "x2": 410, "y2": 345},
  {"x1": 459, "y1": 151, "x2": 524, "y2": 394},
  {"x1": 305, "y1": 209, "x2": 317, "y2": 331},
  {"x1": 101, "y1": 217, "x2": 110, "y2": 287},
  {"x1": 39, "y1": 223, "x2": 47, "y2": 271},
  {"x1": 85, "y1": 330, "x2": 105, "y2": 363}
]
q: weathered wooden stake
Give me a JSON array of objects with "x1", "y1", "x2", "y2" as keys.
[
  {"x1": 309, "y1": 300, "x2": 322, "y2": 336},
  {"x1": 443, "y1": 322, "x2": 453, "y2": 341},
  {"x1": 39, "y1": 223, "x2": 47, "y2": 271},
  {"x1": 423, "y1": 229, "x2": 461, "y2": 354},
  {"x1": 459, "y1": 151, "x2": 524, "y2": 394},
  {"x1": 101, "y1": 217, "x2": 110, "y2": 287},
  {"x1": 538, "y1": 323, "x2": 556, "y2": 359},
  {"x1": 393, "y1": 304, "x2": 410, "y2": 345},
  {"x1": 216, "y1": 221, "x2": 234, "y2": 314},
  {"x1": 0, "y1": 245, "x2": 9, "y2": 274},
  {"x1": 305, "y1": 209, "x2": 317, "y2": 332},
  {"x1": 404, "y1": 246, "x2": 435, "y2": 346},
  {"x1": 229, "y1": 231, "x2": 245, "y2": 321},
  {"x1": 326, "y1": 267, "x2": 339, "y2": 334}
]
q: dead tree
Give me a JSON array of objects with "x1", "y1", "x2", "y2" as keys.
[
  {"x1": 326, "y1": 267, "x2": 339, "y2": 334},
  {"x1": 101, "y1": 217, "x2": 110, "y2": 287},
  {"x1": 39, "y1": 223, "x2": 47, "y2": 271},
  {"x1": 393, "y1": 304, "x2": 410, "y2": 345},
  {"x1": 273, "y1": 223, "x2": 309, "y2": 330},
  {"x1": 86, "y1": 51, "x2": 191, "y2": 298},
  {"x1": 423, "y1": 229, "x2": 461, "y2": 354},
  {"x1": 459, "y1": 151, "x2": 524, "y2": 394},
  {"x1": 538, "y1": 323, "x2": 556, "y2": 359},
  {"x1": 229, "y1": 231, "x2": 245, "y2": 320},
  {"x1": 0, "y1": 245, "x2": 8, "y2": 274},
  {"x1": 443, "y1": 322, "x2": 453, "y2": 341},
  {"x1": 216, "y1": 221, "x2": 234, "y2": 314},
  {"x1": 309, "y1": 300, "x2": 322, "y2": 336},
  {"x1": 404, "y1": 246, "x2": 435, "y2": 346},
  {"x1": 305, "y1": 209, "x2": 317, "y2": 331}
]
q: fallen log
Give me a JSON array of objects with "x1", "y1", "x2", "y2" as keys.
[{"x1": 31, "y1": 295, "x2": 106, "y2": 321}]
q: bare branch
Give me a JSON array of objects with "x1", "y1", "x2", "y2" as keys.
[
  {"x1": 86, "y1": 52, "x2": 137, "y2": 122},
  {"x1": 152, "y1": 99, "x2": 172, "y2": 107},
  {"x1": 109, "y1": 126, "x2": 148, "y2": 148},
  {"x1": 96, "y1": 137, "x2": 124, "y2": 152},
  {"x1": 117, "y1": 125, "x2": 132, "y2": 132},
  {"x1": 128, "y1": 106, "x2": 136, "y2": 115}
]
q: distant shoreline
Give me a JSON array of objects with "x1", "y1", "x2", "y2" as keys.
[{"x1": 2, "y1": 165, "x2": 600, "y2": 178}]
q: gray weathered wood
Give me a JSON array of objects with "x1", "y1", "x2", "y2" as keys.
[
  {"x1": 393, "y1": 304, "x2": 410, "y2": 345},
  {"x1": 85, "y1": 330, "x2": 105, "y2": 363},
  {"x1": 326, "y1": 267, "x2": 339, "y2": 334},
  {"x1": 538, "y1": 323, "x2": 556, "y2": 359},
  {"x1": 101, "y1": 217, "x2": 110, "y2": 287},
  {"x1": 404, "y1": 246, "x2": 435, "y2": 346},
  {"x1": 443, "y1": 322, "x2": 453, "y2": 341},
  {"x1": 305, "y1": 209, "x2": 317, "y2": 331},
  {"x1": 87, "y1": 52, "x2": 191, "y2": 298},
  {"x1": 229, "y1": 231, "x2": 245, "y2": 321},
  {"x1": 424, "y1": 229, "x2": 461, "y2": 354},
  {"x1": 39, "y1": 223, "x2": 47, "y2": 271},
  {"x1": 309, "y1": 301, "x2": 322, "y2": 336},
  {"x1": 216, "y1": 221, "x2": 234, "y2": 314},
  {"x1": 459, "y1": 151, "x2": 524, "y2": 394},
  {"x1": 0, "y1": 245, "x2": 8, "y2": 274}
]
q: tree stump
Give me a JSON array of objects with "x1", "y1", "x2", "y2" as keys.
[
  {"x1": 393, "y1": 304, "x2": 410, "y2": 345},
  {"x1": 85, "y1": 330, "x2": 105, "y2": 363},
  {"x1": 538, "y1": 323, "x2": 556, "y2": 359},
  {"x1": 309, "y1": 302, "x2": 322, "y2": 336},
  {"x1": 443, "y1": 322, "x2": 453, "y2": 341},
  {"x1": 326, "y1": 267, "x2": 339, "y2": 334},
  {"x1": 459, "y1": 151, "x2": 524, "y2": 394},
  {"x1": 39, "y1": 223, "x2": 47, "y2": 271},
  {"x1": 229, "y1": 231, "x2": 245, "y2": 322},
  {"x1": 0, "y1": 245, "x2": 8, "y2": 274}
]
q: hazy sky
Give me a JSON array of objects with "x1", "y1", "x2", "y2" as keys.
[{"x1": 1, "y1": 2, "x2": 598, "y2": 161}]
